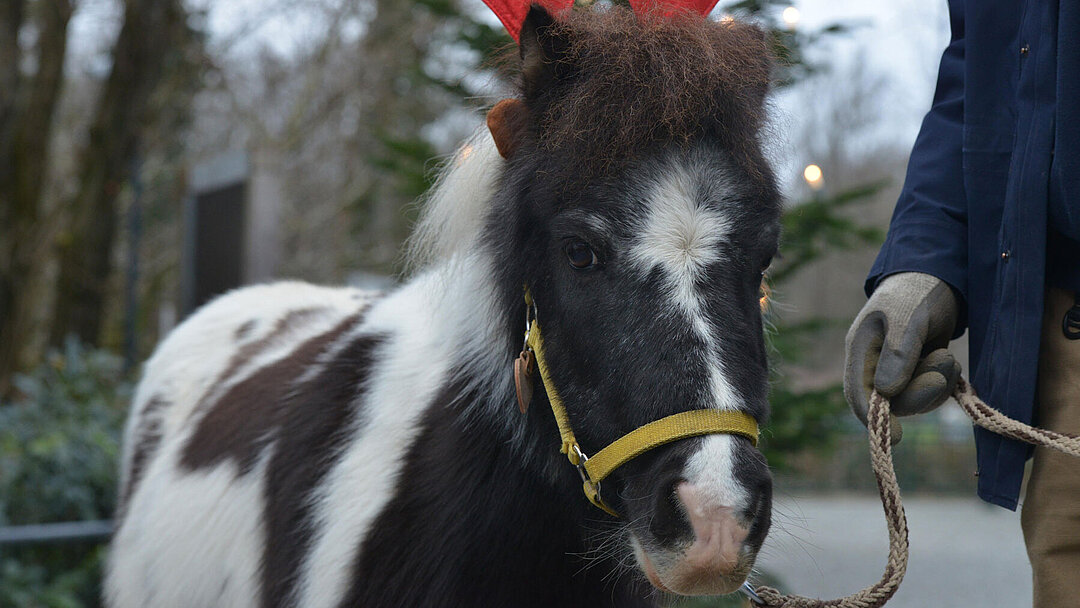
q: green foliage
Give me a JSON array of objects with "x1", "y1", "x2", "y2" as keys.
[
  {"x1": 762, "y1": 375, "x2": 849, "y2": 470},
  {"x1": 720, "y1": 0, "x2": 859, "y2": 86},
  {"x1": 0, "y1": 340, "x2": 130, "y2": 608},
  {"x1": 761, "y1": 184, "x2": 887, "y2": 469},
  {"x1": 770, "y1": 182, "x2": 887, "y2": 285},
  {"x1": 368, "y1": 132, "x2": 441, "y2": 203},
  {"x1": 760, "y1": 320, "x2": 848, "y2": 469}
]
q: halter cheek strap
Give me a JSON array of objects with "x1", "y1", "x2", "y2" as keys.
[{"x1": 522, "y1": 290, "x2": 760, "y2": 517}]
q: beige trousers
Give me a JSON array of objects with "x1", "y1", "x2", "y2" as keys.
[{"x1": 1021, "y1": 287, "x2": 1080, "y2": 607}]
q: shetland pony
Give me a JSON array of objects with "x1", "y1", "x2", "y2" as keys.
[{"x1": 106, "y1": 6, "x2": 781, "y2": 607}]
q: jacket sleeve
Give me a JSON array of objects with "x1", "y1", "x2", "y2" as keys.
[{"x1": 866, "y1": 0, "x2": 968, "y2": 334}]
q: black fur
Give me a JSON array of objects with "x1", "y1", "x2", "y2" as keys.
[
  {"x1": 341, "y1": 6, "x2": 781, "y2": 600},
  {"x1": 123, "y1": 6, "x2": 781, "y2": 606},
  {"x1": 180, "y1": 312, "x2": 362, "y2": 474},
  {"x1": 345, "y1": 379, "x2": 656, "y2": 608},
  {"x1": 120, "y1": 394, "x2": 169, "y2": 511},
  {"x1": 416, "y1": 5, "x2": 780, "y2": 600},
  {"x1": 262, "y1": 332, "x2": 388, "y2": 608}
]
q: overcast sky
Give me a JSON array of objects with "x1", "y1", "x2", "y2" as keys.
[
  {"x1": 790, "y1": 0, "x2": 950, "y2": 136},
  {"x1": 768, "y1": 0, "x2": 950, "y2": 191}
]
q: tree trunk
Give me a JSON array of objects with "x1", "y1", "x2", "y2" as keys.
[
  {"x1": 0, "y1": 0, "x2": 72, "y2": 396},
  {"x1": 50, "y1": 0, "x2": 188, "y2": 346},
  {"x1": 0, "y1": 0, "x2": 23, "y2": 157}
]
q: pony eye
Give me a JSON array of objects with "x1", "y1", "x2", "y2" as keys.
[{"x1": 564, "y1": 240, "x2": 599, "y2": 270}]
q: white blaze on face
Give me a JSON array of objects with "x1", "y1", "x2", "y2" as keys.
[
  {"x1": 629, "y1": 165, "x2": 739, "y2": 411},
  {"x1": 682, "y1": 434, "x2": 751, "y2": 512},
  {"x1": 628, "y1": 164, "x2": 752, "y2": 517}
]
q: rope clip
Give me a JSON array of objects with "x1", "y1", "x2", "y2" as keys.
[{"x1": 740, "y1": 581, "x2": 765, "y2": 605}]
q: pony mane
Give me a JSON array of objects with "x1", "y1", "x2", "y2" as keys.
[{"x1": 403, "y1": 129, "x2": 505, "y2": 273}]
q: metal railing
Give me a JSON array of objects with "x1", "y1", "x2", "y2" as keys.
[{"x1": 0, "y1": 520, "x2": 113, "y2": 546}]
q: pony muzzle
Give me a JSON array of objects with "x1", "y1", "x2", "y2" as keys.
[{"x1": 635, "y1": 481, "x2": 753, "y2": 596}]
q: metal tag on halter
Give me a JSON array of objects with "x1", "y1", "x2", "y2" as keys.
[
  {"x1": 514, "y1": 349, "x2": 535, "y2": 414},
  {"x1": 515, "y1": 299, "x2": 538, "y2": 413}
]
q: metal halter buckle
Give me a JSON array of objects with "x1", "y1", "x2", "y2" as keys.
[
  {"x1": 522, "y1": 299, "x2": 537, "y2": 351},
  {"x1": 572, "y1": 444, "x2": 600, "y2": 493}
]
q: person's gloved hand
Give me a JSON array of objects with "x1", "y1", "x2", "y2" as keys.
[{"x1": 844, "y1": 272, "x2": 962, "y2": 443}]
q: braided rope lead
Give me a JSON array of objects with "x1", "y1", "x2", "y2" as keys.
[{"x1": 752, "y1": 377, "x2": 1080, "y2": 608}]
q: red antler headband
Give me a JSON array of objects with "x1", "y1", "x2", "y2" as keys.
[
  {"x1": 483, "y1": 0, "x2": 722, "y2": 42},
  {"x1": 483, "y1": 0, "x2": 572, "y2": 42}
]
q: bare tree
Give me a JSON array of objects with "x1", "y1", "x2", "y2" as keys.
[
  {"x1": 0, "y1": 0, "x2": 200, "y2": 395},
  {"x1": 190, "y1": 0, "x2": 496, "y2": 282},
  {"x1": 0, "y1": 0, "x2": 74, "y2": 395},
  {"x1": 49, "y1": 0, "x2": 197, "y2": 347}
]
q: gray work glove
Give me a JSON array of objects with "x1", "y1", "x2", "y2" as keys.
[{"x1": 844, "y1": 272, "x2": 962, "y2": 443}]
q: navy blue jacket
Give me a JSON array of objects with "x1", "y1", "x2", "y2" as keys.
[{"x1": 867, "y1": 0, "x2": 1079, "y2": 510}]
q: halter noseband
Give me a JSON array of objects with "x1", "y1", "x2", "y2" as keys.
[{"x1": 519, "y1": 290, "x2": 760, "y2": 517}]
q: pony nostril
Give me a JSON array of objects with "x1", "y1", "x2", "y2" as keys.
[
  {"x1": 649, "y1": 478, "x2": 689, "y2": 545},
  {"x1": 675, "y1": 482, "x2": 750, "y2": 578}
]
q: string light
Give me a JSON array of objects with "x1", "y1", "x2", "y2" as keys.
[
  {"x1": 782, "y1": 6, "x2": 800, "y2": 28},
  {"x1": 803, "y1": 163, "x2": 823, "y2": 189}
]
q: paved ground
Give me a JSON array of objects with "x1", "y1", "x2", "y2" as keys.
[{"x1": 755, "y1": 494, "x2": 1031, "y2": 607}]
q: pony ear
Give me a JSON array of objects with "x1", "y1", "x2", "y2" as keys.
[
  {"x1": 487, "y1": 98, "x2": 530, "y2": 158},
  {"x1": 519, "y1": 4, "x2": 572, "y2": 102},
  {"x1": 482, "y1": 0, "x2": 572, "y2": 42}
]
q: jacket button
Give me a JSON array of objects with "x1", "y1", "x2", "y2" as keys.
[
  {"x1": 1020, "y1": 44, "x2": 1030, "y2": 55},
  {"x1": 1001, "y1": 250, "x2": 1011, "y2": 261}
]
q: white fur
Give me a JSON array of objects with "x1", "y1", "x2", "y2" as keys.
[
  {"x1": 629, "y1": 165, "x2": 739, "y2": 412},
  {"x1": 293, "y1": 273, "x2": 454, "y2": 607},
  {"x1": 404, "y1": 129, "x2": 504, "y2": 272},
  {"x1": 292, "y1": 256, "x2": 522, "y2": 607},
  {"x1": 122, "y1": 284, "x2": 373, "y2": 456},
  {"x1": 108, "y1": 453, "x2": 270, "y2": 607},
  {"x1": 109, "y1": 130, "x2": 511, "y2": 607},
  {"x1": 107, "y1": 283, "x2": 377, "y2": 607},
  {"x1": 682, "y1": 435, "x2": 751, "y2": 512}
]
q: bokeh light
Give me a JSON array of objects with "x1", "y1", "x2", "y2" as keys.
[
  {"x1": 803, "y1": 163, "x2": 823, "y2": 188},
  {"x1": 782, "y1": 6, "x2": 801, "y2": 27}
]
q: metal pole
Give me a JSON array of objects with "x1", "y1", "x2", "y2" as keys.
[
  {"x1": 0, "y1": 520, "x2": 113, "y2": 546},
  {"x1": 123, "y1": 153, "x2": 143, "y2": 373}
]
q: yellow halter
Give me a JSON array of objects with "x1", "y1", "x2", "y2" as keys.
[{"x1": 521, "y1": 290, "x2": 760, "y2": 517}]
